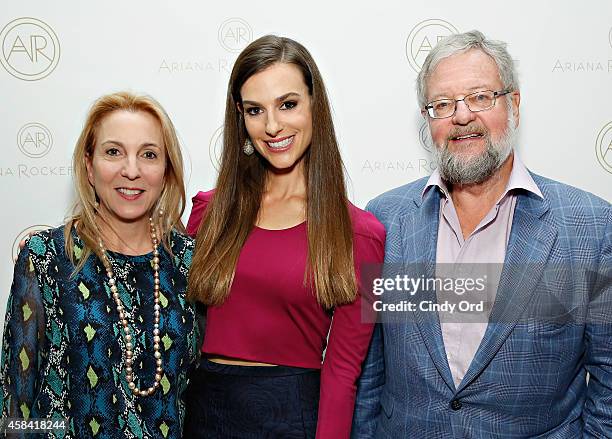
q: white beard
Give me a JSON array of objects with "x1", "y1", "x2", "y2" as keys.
[{"x1": 429, "y1": 110, "x2": 517, "y2": 185}]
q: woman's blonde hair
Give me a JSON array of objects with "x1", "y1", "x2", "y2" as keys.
[{"x1": 65, "y1": 91, "x2": 186, "y2": 271}]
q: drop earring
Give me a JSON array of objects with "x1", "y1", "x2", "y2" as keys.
[{"x1": 243, "y1": 138, "x2": 254, "y2": 156}]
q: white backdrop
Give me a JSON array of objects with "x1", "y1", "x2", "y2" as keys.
[{"x1": 1, "y1": 1, "x2": 611, "y2": 328}]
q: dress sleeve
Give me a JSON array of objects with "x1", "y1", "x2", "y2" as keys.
[
  {"x1": 316, "y1": 222, "x2": 385, "y2": 438},
  {"x1": 0, "y1": 244, "x2": 46, "y2": 419}
]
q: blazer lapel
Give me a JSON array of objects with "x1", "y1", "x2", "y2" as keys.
[
  {"x1": 400, "y1": 188, "x2": 456, "y2": 391},
  {"x1": 456, "y1": 191, "x2": 557, "y2": 392}
]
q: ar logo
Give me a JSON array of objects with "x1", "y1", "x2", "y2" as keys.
[
  {"x1": 209, "y1": 125, "x2": 224, "y2": 172},
  {"x1": 17, "y1": 123, "x2": 53, "y2": 158},
  {"x1": 595, "y1": 121, "x2": 612, "y2": 174},
  {"x1": 405, "y1": 19, "x2": 459, "y2": 73},
  {"x1": 218, "y1": 18, "x2": 253, "y2": 53},
  {"x1": 419, "y1": 120, "x2": 432, "y2": 152},
  {"x1": 0, "y1": 17, "x2": 60, "y2": 81}
]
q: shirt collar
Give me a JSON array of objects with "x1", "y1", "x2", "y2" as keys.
[
  {"x1": 423, "y1": 168, "x2": 449, "y2": 199},
  {"x1": 422, "y1": 152, "x2": 544, "y2": 200}
]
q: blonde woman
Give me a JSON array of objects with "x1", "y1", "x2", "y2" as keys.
[{"x1": 0, "y1": 92, "x2": 198, "y2": 438}]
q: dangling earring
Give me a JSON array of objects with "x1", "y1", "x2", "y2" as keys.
[{"x1": 243, "y1": 138, "x2": 254, "y2": 156}]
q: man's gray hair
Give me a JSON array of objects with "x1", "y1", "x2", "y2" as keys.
[{"x1": 416, "y1": 30, "x2": 519, "y2": 108}]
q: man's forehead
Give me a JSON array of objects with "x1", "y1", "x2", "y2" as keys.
[{"x1": 426, "y1": 49, "x2": 502, "y2": 97}]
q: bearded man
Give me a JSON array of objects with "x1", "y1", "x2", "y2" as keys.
[{"x1": 351, "y1": 30, "x2": 611, "y2": 438}]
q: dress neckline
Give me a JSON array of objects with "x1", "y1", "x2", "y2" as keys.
[
  {"x1": 253, "y1": 221, "x2": 306, "y2": 232},
  {"x1": 71, "y1": 225, "x2": 165, "y2": 263}
]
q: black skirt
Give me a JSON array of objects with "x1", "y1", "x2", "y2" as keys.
[{"x1": 183, "y1": 359, "x2": 320, "y2": 438}]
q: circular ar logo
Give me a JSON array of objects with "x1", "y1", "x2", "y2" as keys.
[
  {"x1": 419, "y1": 120, "x2": 431, "y2": 152},
  {"x1": 11, "y1": 224, "x2": 52, "y2": 262},
  {"x1": 209, "y1": 125, "x2": 224, "y2": 172},
  {"x1": 0, "y1": 17, "x2": 60, "y2": 81},
  {"x1": 17, "y1": 123, "x2": 53, "y2": 158},
  {"x1": 405, "y1": 19, "x2": 459, "y2": 73},
  {"x1": 218, "y1": 18, "x2": 252, "y2": 53},
  {"x1": 595, "y1": 121, "x2": 612, "y2": 174},
  {"x1": 609, "y1": 26, "x2": 612, "y2": 49}
]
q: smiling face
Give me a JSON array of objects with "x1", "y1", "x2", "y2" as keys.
[
  {"x1": 86, "y1": 110, "x2": 166, "y2": 228},
  {"x1": 239, "y1": 62, "x2": 313, "y2": 171},
  {"x1": 425, "y1": 49, "x2": 520, "y2": 184}
]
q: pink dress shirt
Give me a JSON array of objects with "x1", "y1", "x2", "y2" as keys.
[{"x1": 423, "y1": 154, "x2": 543, "y2": 387}]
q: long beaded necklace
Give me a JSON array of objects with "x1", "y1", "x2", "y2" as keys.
[{"x1": 97, "y1": 217, "x2": 163, "y2": 397}]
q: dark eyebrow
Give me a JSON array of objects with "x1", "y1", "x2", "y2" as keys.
[
  {"x1": 242, "y1": 92, "x2": 301, "y2": 107},
  {"x1": 276, "y1": 92, "x2": 301, "y2": 102}
]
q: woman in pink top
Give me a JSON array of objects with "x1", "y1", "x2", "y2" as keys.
[{"x1": 183, "y1": 35, "x2": 385, "y2": 439}]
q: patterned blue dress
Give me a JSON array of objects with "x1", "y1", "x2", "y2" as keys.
[{"x1": 0, "y1": 226, "x2": 199, "y2": 438}]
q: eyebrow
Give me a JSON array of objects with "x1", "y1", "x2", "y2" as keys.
[
  {"x1": 101, "y1": 140, "x2": 161, "y2": 148},
  {"x1": 429, "y1": 85, "x2": 494, "y2": 101},
  {"x1": 242, "y1": 92, "x2": 301, "y2": 106}
]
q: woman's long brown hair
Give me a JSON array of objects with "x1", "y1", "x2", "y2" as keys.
[{"x1": 188, "y1": 35, "x2": 356, "y2": 309}]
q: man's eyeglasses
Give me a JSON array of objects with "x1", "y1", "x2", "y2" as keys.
[{"x1": 424, "y1": 90, "x2": 511, "y2": 119}]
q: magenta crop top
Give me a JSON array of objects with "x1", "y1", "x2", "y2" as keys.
[{"x1": 186, "y1": 190, "x2": 385, "y2": 438}]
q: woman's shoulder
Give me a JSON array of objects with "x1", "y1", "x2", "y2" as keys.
[
  {"x1": 169, "y1": 229, "x2": 195, "y2": 268},
  {"x1": 191, "y1": 189, "x2": 215, "y2": 206},
  {"x1": 348, "y1": 203, "x2": 386, "y2": 244},
  {"x1": 26, "y1": 225, "x2": 68, "y2": 257},
  {"x1": 170, "y1": 229, "x2": 195, "y2": 250},
  {"x1": 186, "y1": 189, "x2": 215, "y2": 236}
]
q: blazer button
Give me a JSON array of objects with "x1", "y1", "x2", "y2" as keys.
[{"x1": 450, "y1": 399, "x2": 462, "y2": 411}]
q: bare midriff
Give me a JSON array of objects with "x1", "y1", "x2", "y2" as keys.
[{"x1": 206, "y1": 355, "x2": 278, "y2": 367}]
